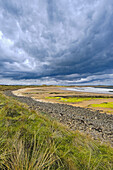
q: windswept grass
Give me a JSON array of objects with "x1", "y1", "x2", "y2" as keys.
[
  {"x1": 1, "y1": 134, "x2": 64, "y2": 170},
  {"x1": 0, "y1": 92, "x2": 113, "y2": 169}
]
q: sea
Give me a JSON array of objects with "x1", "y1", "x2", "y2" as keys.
[{"x1": 63, "y1": 86, "x2": 113, "y2": 94}]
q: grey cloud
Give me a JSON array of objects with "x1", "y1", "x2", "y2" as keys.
[{"x1": 0, "y1": 0, "x2": 113, "y2": 84}]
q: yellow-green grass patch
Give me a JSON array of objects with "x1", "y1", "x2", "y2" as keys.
[
  {"x1": 46, "y1": 96, "x2": 102, "y2": 103},
  {"x1": 91, "y1": 102, "x2": 113, "y2": 109}
]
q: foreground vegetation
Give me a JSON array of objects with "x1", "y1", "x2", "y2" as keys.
[{"x1": 0, "y1": 86, "x2": 113, "y2": 169}]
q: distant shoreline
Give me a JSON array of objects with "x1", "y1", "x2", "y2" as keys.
[{"x1": 61, "y1": 86, "x2": 113, "y2": 95}]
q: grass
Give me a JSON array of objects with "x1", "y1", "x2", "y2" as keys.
[
  {"x1": 0, "y1": 85, "x2": 33, "y2": 91},
  {"x1": 0, "y1": 85, "x2": 57, "y2": 91},
  {"x1": 91, "y1": 102, "x2": 113, "y2": 109},
  {"x1": 46, "y1": 96, "x2": 100, "y2": 103},
  {"x1": 0, "y1": 87, "x2": 113, "y2": 169}
]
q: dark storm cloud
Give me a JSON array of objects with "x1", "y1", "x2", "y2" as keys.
[{"x1": 0, "y1": 0, "x2": 113, "y2": 84}]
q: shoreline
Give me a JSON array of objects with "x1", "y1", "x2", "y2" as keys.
[
  {"x1": 11, "y1": 87, "x2": 113, "y2": 115},
  {"x1": 61, "y1": 87, "x2": 113, "y2": 95},
  {"x1": 4, "y1": 90, "x2": 113, "y2": 146}
]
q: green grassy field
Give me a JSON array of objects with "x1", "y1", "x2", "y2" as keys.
[
  {"x1": 0, "y1": 86, "x2": 113, "y2": 169},
  {"x1": 91, "y1": 102, "x2": 113, "y2": 109},
  {"x1": 46, "y1": 96, "x2": 100, "y2": 103}
]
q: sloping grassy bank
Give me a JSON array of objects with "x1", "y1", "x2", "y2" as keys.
[{"x1": 0, "y1": 92, "x2": 113, "y2": 169}]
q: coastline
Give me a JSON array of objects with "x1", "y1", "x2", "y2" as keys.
[
  {"x1": 61, "y1": 87, "x2": 113, "y2": 95},
  {"x1": 4, "y1": 89, "x2": 113, "y2": 146}
]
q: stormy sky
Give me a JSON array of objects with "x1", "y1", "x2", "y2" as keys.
[{"x1": 0, "y1": 0, "x2": 113, "y2": 85}]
